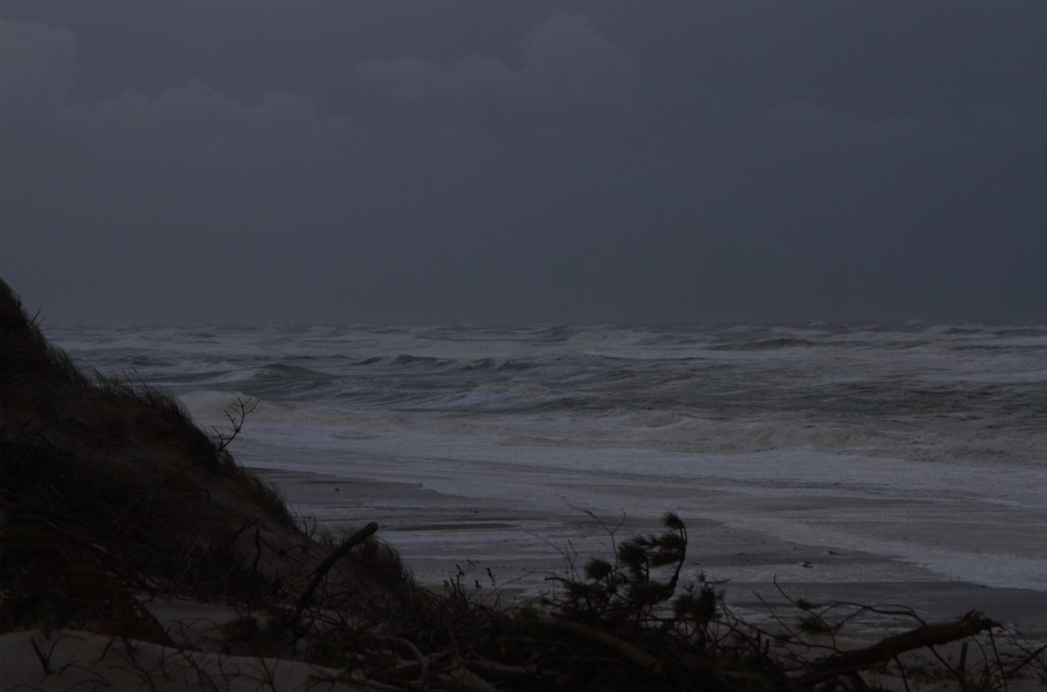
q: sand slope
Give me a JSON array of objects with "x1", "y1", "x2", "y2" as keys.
[{"x1": 0, "y1": 628, "x2": 375, "y2": 692}]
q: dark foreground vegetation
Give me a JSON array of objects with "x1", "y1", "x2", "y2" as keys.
[{"x1": 2, "y1": 277, "x2": 1044, "y2": 691}]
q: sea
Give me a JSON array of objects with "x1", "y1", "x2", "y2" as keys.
[{"x1": 49, "y1": 322, "x2": 1047, "y2": 594}]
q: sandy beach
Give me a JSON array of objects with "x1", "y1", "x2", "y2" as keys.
[
  {"x1": 254, "y1": 465, "x2": 1047, "y2": 641},
  {"x1": 3, "y1": 465, "x2": 1044, "y2": 692}
]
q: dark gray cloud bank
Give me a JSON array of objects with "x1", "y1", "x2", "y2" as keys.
[{"x1": 2, "y1": 2, "x2": 1045, "y2": 324}]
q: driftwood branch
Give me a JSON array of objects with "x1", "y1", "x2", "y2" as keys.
[
  {"x1": 442, "y1": 662, "x2": 500, "y2": 692},
  {"x1": 291, "y1": 521, "x2": 379, "y2": 623},
  {"x1": 544, "y1": 616, "x2": 663, "y2": 675},
  {"x1": 362, "y1": 636, "x2": 429, "y2": 684},
  {"x1": 463, "y1": 657, "x2": 571, "y2": 684},
  {"x1": 797, "y1": 610, "x2": 997, "y2": 685}
]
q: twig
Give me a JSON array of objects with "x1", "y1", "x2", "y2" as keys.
[
  {"x1": 1005, "y1": 644, "x2": 1046, "y2": 678},
  {"x1": 212, "y1": 397, "x2": 256, "y2": 453}
]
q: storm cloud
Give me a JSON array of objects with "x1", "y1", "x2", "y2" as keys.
[{"x1": 2, "y1": 2, "x2": 1044, "y2": 324}]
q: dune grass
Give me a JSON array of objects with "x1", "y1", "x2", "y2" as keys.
[{"x1": 1, "y1": 278, "x2": 304, "y2": 627}]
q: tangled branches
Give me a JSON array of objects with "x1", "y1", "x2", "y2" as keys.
[{"x1": 264, "y1": 512, "x2": 1046, "y2": 691}]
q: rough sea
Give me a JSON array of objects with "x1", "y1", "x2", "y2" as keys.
[{"x1": 50, "y1": 323, "x2": 1047, "y2": 593}]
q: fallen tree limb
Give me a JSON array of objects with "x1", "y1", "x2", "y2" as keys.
[
  {"x1": 463, "y1": 656, "x2": 571, "y2": 684},
  {"x1": 359, "y1": 635, "x2": 429, "y2": 684},
  {"x1": 442, "y1": 661, "x2": 499, "y2": 692},
  {"x1": 291, "y1": 522, "x2": 379, "y2": 623},
  {"x1": 543, "y1": 617, "x2": 663, "y2": 675},
  {"x1": 796, "y1": 610, "x2": 997, "y2": 686}
]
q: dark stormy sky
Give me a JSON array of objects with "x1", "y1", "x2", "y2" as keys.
[{"x1": 2, "y1": 2, "x2": 1045, "y2": 325}]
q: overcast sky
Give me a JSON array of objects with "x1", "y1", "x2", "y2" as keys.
[{"x1": 2, "y1": 2, "x2": 1045, "y2": 324}]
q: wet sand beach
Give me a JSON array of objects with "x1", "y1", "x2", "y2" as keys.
[{"x1": 255, "y1": 466, "x2": 1047, "y2": 640}]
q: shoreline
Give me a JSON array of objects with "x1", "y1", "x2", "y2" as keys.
[
  {"x1": 7, "y1": 285, "x2": 1045, "y2": 690},
  {"x1": 252, "y1": 465, "x2": 1047, "y2": 640}
]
